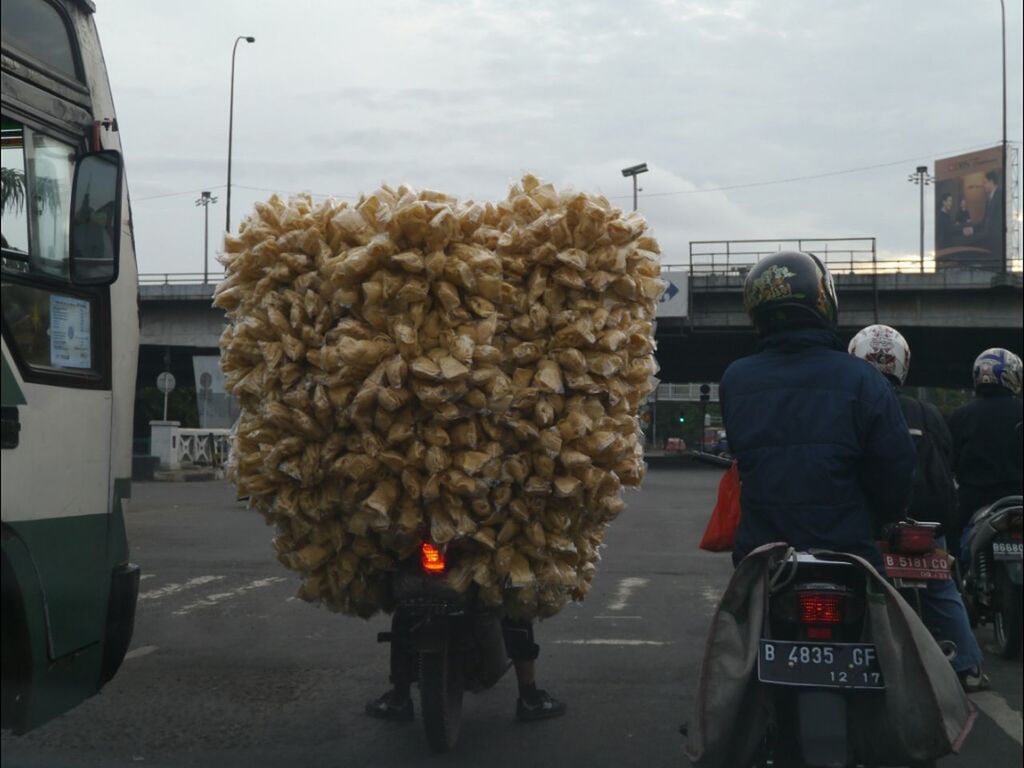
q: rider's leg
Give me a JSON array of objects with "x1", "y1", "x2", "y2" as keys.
[
  {"x1": 501, "y1": 618, "x2": 566, "y2": 721},
  {"x1": 920, "y1": 577, "x2": 984, "y2": 674},
  {"x1": 366, "y1": 613, "x2": 416, "y2": 720},
  {"x1": 918, "y1": 538, "x2": 987, "y2": 690}
]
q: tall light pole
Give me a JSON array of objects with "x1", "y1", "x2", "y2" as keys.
[
  {"x1": 621, "y1": 162, "x2": 649, "y2": 211},
  {"x1": 196, "y1": 191, "x2": 218, "y2": 284},
  {"x1": 907, "y1": 165, "x2": 933, "y2": 273},
  {"x1": 1000, "y1": 0, "x2": 1007, "y2": 274},
  {"x1": 226, "y1": 35, "x2": 255, "y2": 234}
]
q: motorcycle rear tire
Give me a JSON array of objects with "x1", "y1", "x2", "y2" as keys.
[
  {"x1": 993, "y1": 569, "x2": 1023, "y2": 660},
  {"x1": 420, "y1": 647, "x2": 463, "y2": 753}
]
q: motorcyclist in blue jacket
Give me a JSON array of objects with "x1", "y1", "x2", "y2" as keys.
[{"x1": 720, "y1": 252, "x2": 916, "y2": 571}]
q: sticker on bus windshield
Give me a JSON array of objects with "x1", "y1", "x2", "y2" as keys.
[{"x1": 50, "y1": 294, "x2": 92, "y2": 369}]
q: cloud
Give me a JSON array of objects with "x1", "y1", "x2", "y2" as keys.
[{"x1": 93, "y1": 0, "x2": 1022, "y2": 275}]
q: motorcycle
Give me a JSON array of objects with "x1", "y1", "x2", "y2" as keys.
[
  {"x1": 879, "y1": 520, "x2": 958, "y2": 662},
  {"x1": 961, "y1": 495, "x2": 1024, "y2": 660},
  {"x1": 379, "y1": 540, "x2": 511, "y2": 753},
  {"x1": 754, "y1": 551, "x2": 890, "y2": 768}
]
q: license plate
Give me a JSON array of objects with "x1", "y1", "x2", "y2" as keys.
[
  {"x1": 883, "y1": 551, "x2": 951, "y2": 580},
  {"x1": 758, "y1": 640, "x2": 885, "y2": 690},
  {"x1": 993, "y1": 540, "x2": 1024, "y2": 560}
]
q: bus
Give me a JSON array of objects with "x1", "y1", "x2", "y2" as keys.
[{"x1": 1, "y1": 0, "x2": 139, "y2": 733}]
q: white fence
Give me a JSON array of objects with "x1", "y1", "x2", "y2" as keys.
[
  {"x1": 652, "y1": 383, "x2": 720, "y2": 402},
  {"x1": 150, "y1": 421, "x2": 231, "y2": 470}
]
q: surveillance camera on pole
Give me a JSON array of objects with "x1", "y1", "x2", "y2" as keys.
[{"x1": 621, "y1": 162, "x2": 649, "y2": 211}]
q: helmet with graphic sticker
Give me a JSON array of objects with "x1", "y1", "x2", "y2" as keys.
[
  {"x1": 972, "y1": 348, "x2": 1023, "y2": 395},
  {"x1": 848, "y1": 324, "x2": 911, "y2": 386},
  {"x1": 743, "y1": 251, "x2": 838, "y2": 335}
]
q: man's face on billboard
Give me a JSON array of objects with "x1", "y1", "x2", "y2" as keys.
[
  {"x1": 984, "y1": 177, "x2": 996, "y2": 194},
  {"x1": 942, "y1": 196, "x2": 953, "y2": 212}
]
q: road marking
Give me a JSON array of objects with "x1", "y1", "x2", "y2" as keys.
[
  {"x1": 140, "y1": 574, "x2": 156, "y2": 581},
  {"x1": 553, "y1": 639, "x2": 668, "y2": 646},
  {"x1": 972, "y1": 691, "x2": 1023, "y2": 745},
  {"x1": 172, "y1": 576, "x2": 287, "y2": 616},
  {"x1": 594, "y1": 615, "x2": 642, "y2": 620},
  {"x1": 139, "y1": 575, "x2": 224, "y2": 601},
  {"x1": 125, "y1": 645, "x2": 158, "y2": 660},
  {"x1": 701, "y1": 585, "x2": 723, "y2": 614},
  {"x1": 607, "y1": 577, "x2": 648, "y2": 611}
]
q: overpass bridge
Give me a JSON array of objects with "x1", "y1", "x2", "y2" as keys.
[
  {"x1": 135, "y1": 242, "x2": 1022, "y2": 433},
  {"x1": 656, "y1": 239, "x2": 1023, "y2": 388}
]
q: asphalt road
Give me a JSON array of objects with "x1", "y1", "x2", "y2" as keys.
[{"x1": 2, "y1": 468, "x2": 1021, "y2": 768}]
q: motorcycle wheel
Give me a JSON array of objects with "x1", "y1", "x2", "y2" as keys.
[
  {"x1": 419, "y1": 645, "x2": 463, "y2": 753},
  {"x1": 992, "y1": 569, "x2": 1023, "y2": 660}
]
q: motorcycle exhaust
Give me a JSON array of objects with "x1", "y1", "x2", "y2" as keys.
[{"x1": 938, "y1": 639, "x2": 958, "y2": 663}]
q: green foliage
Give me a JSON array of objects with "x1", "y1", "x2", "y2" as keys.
[
  {"x1": 137, "y1": 386, "x2": 199, "y2": 427},
  {"x1": 1, "y1": 166, "x2": 26, "y2": 215},
  {"x1": 914, "y1": 386, "x2": 973, "y2": 416}
]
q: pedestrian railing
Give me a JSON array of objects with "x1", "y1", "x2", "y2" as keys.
[{"x1": 176, "y1": 429, "x2": 231, "y2": 467}]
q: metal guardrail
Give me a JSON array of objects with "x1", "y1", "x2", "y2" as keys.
[
  {"x1": 139, "y1": 272, "x2": 224, "y2": 285},
  {"x1": 681, "y1": 238, "x2": 1023, "y2": 277},
  {"x1": 687, "y1": 238, "x2": 886, "y2": 276}
]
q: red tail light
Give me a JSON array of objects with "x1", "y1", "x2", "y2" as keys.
[
  {"x1": 892, "y1": 523, "x2": 937, "y2": 554},
  {"x1": 420, "y1": 542, "x2": 446, "y2": 574},
  {"x1": 799, "y1": 592, "x2": 844, "y2": 624}
]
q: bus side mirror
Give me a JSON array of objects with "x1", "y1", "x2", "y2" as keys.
[{"x1": 69, "y1": 150, "x2": 123, "y2": 286}]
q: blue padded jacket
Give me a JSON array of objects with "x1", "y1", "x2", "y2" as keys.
[{"x1": 721, "y1": 328, "x2": 915, "y2": 569}]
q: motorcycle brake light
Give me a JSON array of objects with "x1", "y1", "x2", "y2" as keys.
[
  {"x1": 894, "y1": 525, "x2": 936, "y2": 554},
  {"x1": 806, "y1": 626, "x2": 833, "y2": 640},
  {"x1": 420, "y1": 542, "x2": 447, "y2": 574},
  {"x1": 799, "y1": 592, "x2": 844, "y2": 624}
]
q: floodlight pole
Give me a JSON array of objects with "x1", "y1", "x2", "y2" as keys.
[
  {"x1": 621, "y1": 162, "x2": 649, "y2": 212},
  {"x1": 907, "y1": 166, "x2": 932, "y2": 273},
  {"x1": 196, "y1": 191, "x2": 218, "y2": 284},
  {"x1": 1000, "y1": 0, "x2": 1008, "y2": 274}
]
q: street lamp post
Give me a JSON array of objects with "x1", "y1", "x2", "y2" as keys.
[
  {"x1": 621, "y1": 162, "x2": 649, "y2": 211},
  {"x1": 907, "y1": 165, "x2": 933, "y2": 273},
  {"x1": 226, "y1": 35, "x2": 255, "y2": 234},
  {"x1": 196, "y1": 191, "x2": 218, "y2": 284},
  {"x1": 1000, "y1": 0, "x2": 1007, "y2": 274}
]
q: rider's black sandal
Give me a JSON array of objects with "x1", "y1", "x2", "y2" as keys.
[
  {"x1": 365, "y1": 690, "x2": 414, "y2": 722},
  {"x1": 516, "y1": 689, "x2": 567, "y2": 722}
]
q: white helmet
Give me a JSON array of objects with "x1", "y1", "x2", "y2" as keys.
[{"x1": 848, "y1": 324, "x2": 911, "y2": 385}]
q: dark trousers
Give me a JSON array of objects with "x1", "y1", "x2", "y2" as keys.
[
  {"x1": 389, "y1": 613, "x2": 538, "y2": 687},
  {"x1": 950, "y1": 484, "x2": 1021, "y2": 559}
]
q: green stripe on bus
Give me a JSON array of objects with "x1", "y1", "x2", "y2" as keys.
[{"x1": 1, "y1": 353, "x2": 27, "y2": 405}]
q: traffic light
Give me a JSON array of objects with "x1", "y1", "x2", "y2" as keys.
[{"x1": 678, "y1": 414, "x2": 686, "y2": 423}]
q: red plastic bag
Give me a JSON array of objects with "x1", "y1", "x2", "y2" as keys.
[{"x1": 699, "y1": 462, "x2": 741, "y2": 552}]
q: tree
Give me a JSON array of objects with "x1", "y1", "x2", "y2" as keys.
[{"x1": 1, "y1": 166, "x2": 26, "y2": 215}]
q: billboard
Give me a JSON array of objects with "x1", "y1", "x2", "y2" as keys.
[{"x1": 934, "y1": 145, "x2": 1005, "y2": 271}]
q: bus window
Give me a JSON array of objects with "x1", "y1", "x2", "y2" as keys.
[
  {"x1": 28, "y1": 131, "x2": 74, "y2": 279},
  {"x1": 0, "y1": 0, "x2": 81, "y2": 82},
  {"x1": 1, "y1": 118, "x2": 29, "y2": 256},
  {"x1": 0, "y1": 118, "x2": 76, "y2": 280},
  {"x1": 1, "y1": 282, "x2": 97, "y2": 373}
]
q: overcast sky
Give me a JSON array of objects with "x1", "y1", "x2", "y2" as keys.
[{"x1": 94, "y1": 0, "x2": 1023, "y2": 276}]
